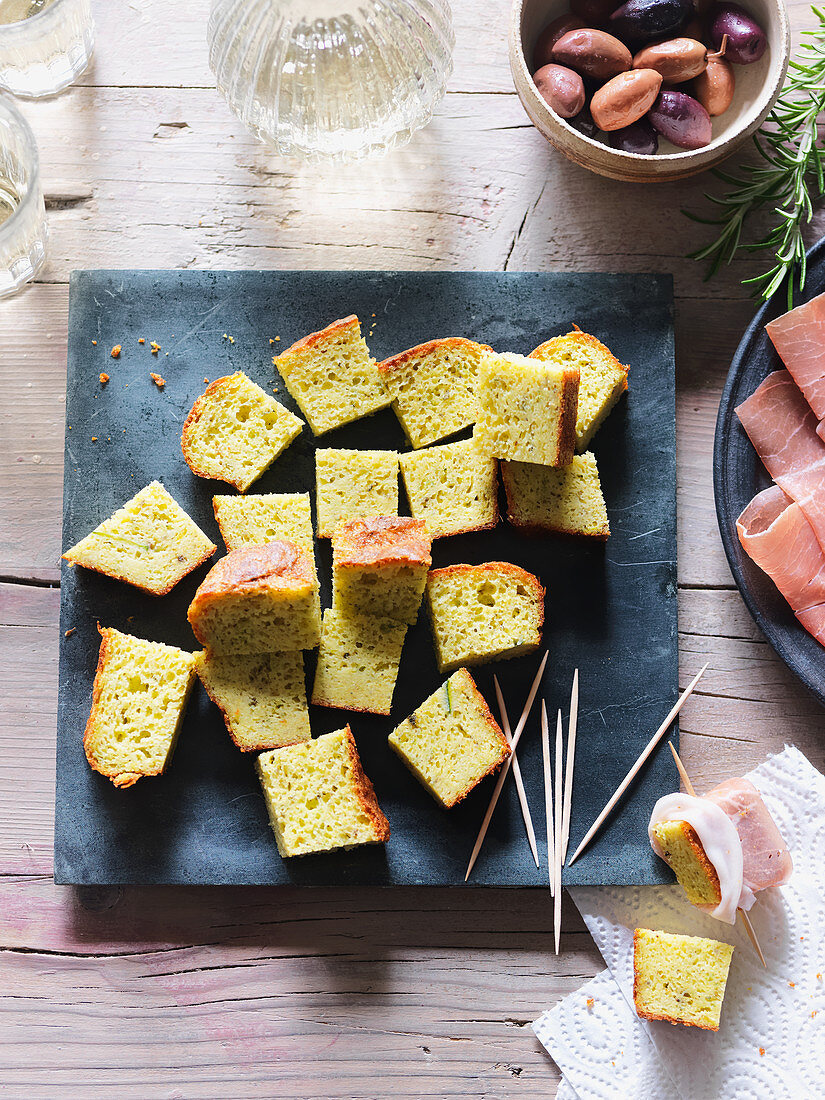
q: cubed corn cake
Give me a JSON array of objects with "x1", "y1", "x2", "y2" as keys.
[
  {"x1": 399, "y1": 439, "x2": 498, "y2": 540},
  {"x1": 651, "y1": 820, "x2": 721, "y2": 907},
  {"x1": 181, "y1": 372, "x2": 304, "y2": 492},
  {"x1": 256, "y1": 726, "x2": 390, "y2": 857},
  {"x1": 213, "y1": 492, "x2": 314, "y2": 554},
  {"x1": 426, "y1": 562, "x2": 544, "y2": 673},
  {"x1": 272, "y1": 315, "x2": 390, "y2": 435},
  {"x1": 388, "y1": 669, "x2": 510, "y2": 808},
  {"x1": 378, "y1": 337, "x2": 493, "y2": 449},
  {"x1": 187, "y1": 540, "x2": 321, "y2": 654},
  {"x1": 332, "y1": 516, "x2": 432, "y2": 624},
  {"x1": 530, "y1": 328, "x2": 628, "y2": 452},
  {"x1": 474, "y1": 351, "x2": 579, "y2": 467},
  {"x1": 501, "y1": 452, "x2": 609, "y2": 539},
  {"x1": 194, "y1": 649, "x2": 310, "y2": 752},
  {"x1": 84, "y1": 626, "x2": 196, "y2": 788},
  {"x1": 62, "y1": 481, "x2": 216, "y2": 596},
  {"x1": 633, "y1": 928, "x2": 734, "y2": 1031},
  {"x1": 312, "y1": 608, "x2": 408, "y2": 716},
  {"x1": 315, "y1": 448, "x2": 399, "y2": 539}
]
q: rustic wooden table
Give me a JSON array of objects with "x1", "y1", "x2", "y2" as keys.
[{"x1": 2, "y1": 1, "x2": 824, "y2": 1095}]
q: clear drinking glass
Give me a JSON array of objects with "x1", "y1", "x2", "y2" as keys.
[
  {"x1": 207, "y1": 0, "x2": 454, "y2": 161},
  {"x1": 0, "y1": 0, "x2": 94, "y2": 98},
  {"x1": 0, "y1": 94, "x2": 47, "y2": 296}
]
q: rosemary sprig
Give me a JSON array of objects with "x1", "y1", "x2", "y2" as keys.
[{"x1": 686, "y1": 7, "x2": 825, "y2": 308}]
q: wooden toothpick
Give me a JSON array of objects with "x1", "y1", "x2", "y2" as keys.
[
  {"x1": 464, "y1": 651, "x2": 549, "y2": 881},
  {"x1": 568, "y1": 664, "x2": 708, "y2": 866},
  {"x1": 561, "y1": 668, "x2": 579, "y2": 862},
  {"x1": 494, "y1": 675, "x2": 539, "y2": 868},
  {"x1": 667, "y1": 741, "x2": 766, "y2": 968},
  {"x1": 554, "y1": 708, "x2": 564, "y2": 955},
  {"x1": 541, "y1": 700, "x2": 554, "y2": 898}
]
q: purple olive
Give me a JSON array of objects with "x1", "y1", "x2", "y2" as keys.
[
  {"x1": 570, "y1": 0, "x2": 621, "y2": 25},
  {"x1": 648, "y1": 89, "x2": 712, "y2": 147},
  {"x1": 610, "y1": 0, "x2": 692, "y2": 46},
  {"x1": 570, "y1": 108, "x2": 600, "y2": 138},
  {"x1": 532, "y1": 14, "x2": 586, "y2": 69},
  {"x1": 710, "y1": 3, "x2": 767, "y2": 64},
  {"x1": 608, "y1": 117, "x2": 659, "y2": 153}
]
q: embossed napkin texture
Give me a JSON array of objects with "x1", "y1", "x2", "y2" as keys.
[{"x1": 533, "y1": 746, "x2": 825, "y2": 1099}]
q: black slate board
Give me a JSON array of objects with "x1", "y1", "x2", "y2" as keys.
[
  {"x1": 715, "y1": 237, "x2": 825, "y2": 708},
  {"x1": 56, "y1": 269, "x2": 677, "y2": 887}
]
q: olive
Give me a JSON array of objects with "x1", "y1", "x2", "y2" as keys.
[
  {"x1": 533, "y1": 63, "x2": 587, "y2": 118},
  {"x1": 590, "y1": 68, "x2": 663, "y2": 130},
  {"x1": 693, "y1": 55, "x2": 735, "y2": 114},
  {"x1": 552, "y1": 28, "x2": 633, "y2": 81},
  {"x1": 609, "y1": 0, "x2": 692, "y2": 47},
  {"x1": 633, "y1": 37, "x2": 723, "y2": 82},
  {"x1": 648, "y1": 88, "x2": 713, "y2": 147},
  {"x1": 709, "y1": 3, "x2": 766, "y2": 64},
  {"x1": 570, "y1": 108, "x2": 601, "y2": 138},
  {"x1": 570, "y1": 0, "x2": 621, "y2": 25},
  {"x1": 609, "y1": 117, "x2": 659, "y2": 152},
  {"x1": 533, "y1": 14, "x2": 587, "y2": 69}
]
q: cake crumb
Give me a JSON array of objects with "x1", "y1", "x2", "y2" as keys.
[
  {"x1": 150, "y1": 372, "x2": 166, "y2": 388},
  {"x1": 138, "y1": 337, "x2": 145, "y2": 344},
  {"x1": 99, "y1": 372, "x2": 109, "y2": 385},
  {"x1": 789, "y1": 981, "x2": 795, "y2": 988},
  {"x1": 110, "y1": 344, "x2": 121, "y2": 358},
  {"x1": 150, "y1": 341, "x2": 161, "y2": 354},
  {"x1": 203, "y1": 377, "x2": 209, "y2": 384},
  {"x1": 64, "y1": 627, "x2": 76, "y2": 638},
  {"x1": 812, "y1": 1011, "x2": 818, "y2": 1018},
  {"x1": 586, "y1": 998, "x2": 594, "y2": 1010},
  {"x1": 91, "y1": 436, "x2": 98, "y2": 442},
  {"x1": 91, "y1": 339, "x2": 97, "y2": 346},
  {"x1": 269, "y1": 338, "x2": 275, "y2": 345},
  {"x1": 759, "y1": 1047, "x2": 765, "y2": 1057}
]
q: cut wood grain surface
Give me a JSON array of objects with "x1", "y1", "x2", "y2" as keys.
[{"x1": 2, "y1": 0, "x2": 825, "y2": 1097}]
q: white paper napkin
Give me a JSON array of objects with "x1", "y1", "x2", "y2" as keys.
[{"x1": 533, "y1": 746, "x2": 825, "y2": 1100}]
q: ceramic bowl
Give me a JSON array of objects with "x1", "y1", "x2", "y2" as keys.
[{"x1": 509, "y1": 0, "x2": 790, "y2": 182}]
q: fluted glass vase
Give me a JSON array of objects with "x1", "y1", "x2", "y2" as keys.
[{"x1": 207, "y1": 0, "x2": 454, "y2": 161}]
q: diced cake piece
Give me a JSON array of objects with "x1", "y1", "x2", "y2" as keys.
[
  {"x1": 388, "y1": 669, "x2": 510, "y2": 808},
  {"x1": 84, "y1": 627, "x2": 196, "y2": 788},
  {"x1": 501, "y1": 452, "x2": 609, "y2": 539},
  {"x1": 530, "y1": 328, "x2": 628, "y2": 451},
  {"x1": 187, "y1": 540, "x2": 321, "y2": 654},
  {"x1": 426, "y1": 562, "x2": 544, "y2": 673},
  {"x1": 332, "y1": 516, "x2": 432, "y2": 624},
  {"x1": 378, "y1": 338, "x2": 492, "y2": 449},
  {"x1": 272, "y1": 315, "x2": 390, "y2": 435},
  {"x1": 181, "y1": 372, "x2": 304, "y2": 492},
  {"x1": 62, "y1": 481, "x2": 216, "y2": 596},
  {"x1": 256, "y1": 726, "x2": 390, "y2": 858},
  {"x1": 194, "y1": 649, "x2": 310, "y2": 752},
  {"x1": 633, "y1": 928, "x2": 733, "y2": 1031},
  {"x1": 312, "y1": 608, "x2": 408, "y2": 716},
  {"x1": 651, "y1": 820, "x2": 722, "y2": 907},
  {"x1": 474, "y1": 351, "x2": 579, "y2": 467},
  {"x1": 399, "y1": 438, "x2": 498, "y2": 540},
  {"x1": 315, "y1": 448, "x2": 399, "y2": 539},
  {"x1": 213, "y1": 492, "x2": 314, "y2": 554}
]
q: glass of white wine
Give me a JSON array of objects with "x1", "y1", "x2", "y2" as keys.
[
  {"x1": 0, "y1": 0, "x2": 94, "y2": 98},
  {"x1": 0, "y1": 94, "x2": 46, "y2": 296}
]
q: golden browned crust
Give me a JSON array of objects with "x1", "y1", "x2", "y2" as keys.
[
  {"x1": 530, "y1": 328, "x2": 629, "y2": 394},
  {"x1": 312, "y1": 696, "x2": 392, "y2": 718},
  {"x1": 341, "y1": 725, "x2": 391, "y2": 842},
  {"x1": 427, "y1": 561, "x2": 546, "y2": 639},
  {"x1": 181, "y1": 375, "x2": 237, "y2": 483},
  {"x1": 499, "y1": 463, "x2": 610, "y2": 541},
  {"x1": 445, "y1": 668, "x2": 511, "y2": 808},
  {"x1": 274, "y1": 315, "x2": 361, "y2": 363},
  {"x1": 377, "y1": 337, "x2": 493, "y2": 375},
  {"x1": 63, "y1": 541, "x2": 217, "y2": 597},
  {"x1": 333, "y1": 517, "x2": 432, "y2": 569},
  {"x1": 83, "y1": 626, "x2": 146, "y2": 788},
  {"x1": 632, "y1": 929, "x2": 721, "y2": 1031},
  {"x1": 555, "y1": 364, "x2": 580, "y2": 467}
]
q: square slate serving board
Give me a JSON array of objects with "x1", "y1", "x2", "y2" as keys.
[{"x1": 56, "y1": 269, "x2": 676, "y2": 887}]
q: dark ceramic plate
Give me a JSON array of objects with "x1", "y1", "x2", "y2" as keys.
[{"x1": 714, "y1": 237, "x2": 825, "y2": 707}]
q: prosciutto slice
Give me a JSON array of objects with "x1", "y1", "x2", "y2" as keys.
[
  {"x1": 735, "y1": 370, "x2": 825, "y2": 550},
  {"x1": 766, "y1": 292, "x2": 825, "y2": 419},
  {"x1": 705, "y1": 778, "x2": 793, "y2": 895}
]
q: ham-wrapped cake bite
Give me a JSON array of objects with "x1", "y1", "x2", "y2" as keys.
[{"x1": 649, "y1": 778, "x2": 792, "y2": 924}]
